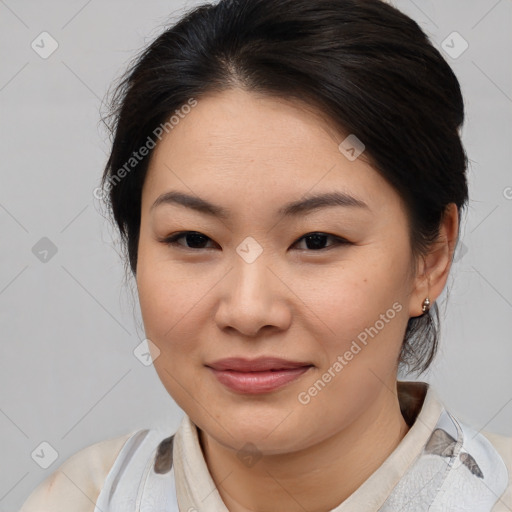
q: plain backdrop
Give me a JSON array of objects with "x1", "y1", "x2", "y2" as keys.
[{"x1": 1, "y1": 0, "x2": 511, "y2": 510}]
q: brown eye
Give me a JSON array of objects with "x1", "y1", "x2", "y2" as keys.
[
  {"x1": 293, "y1": 232, "x2": 350, "y2": 251},
  {"x1": 161, "y1": 231, "x2": 216, "y2": 250}
]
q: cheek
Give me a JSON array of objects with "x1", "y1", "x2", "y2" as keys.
[
  {"x1": 136, "y1": 247, "x2": 226, "y2": 373},
  {"x1": 300, "y1": 249, "x2": 411, "y2": 372},
  {"x1": 293, "y1": 256, "x2": 411, "y2": 432},
  {"x1": 138, "y1": 276, "x2": 199, "y2": 348},
  {"x1": 307, "y1": 255, "x2": 408, "y2": 329},
  {"x1": 136, "y1": 246, "x2": 196, "y2": 347},
  {"x1": 136, "y1": 257, "x2": 206, "y2": 408}
]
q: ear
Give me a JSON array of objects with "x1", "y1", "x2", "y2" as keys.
[{"x1": 408, "y1": 203, "x2": 459, "y2": 318}]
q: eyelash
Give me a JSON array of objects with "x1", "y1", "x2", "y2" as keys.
[{"x1": 160, "y1": 231, "x2": 351, "y2": 252}]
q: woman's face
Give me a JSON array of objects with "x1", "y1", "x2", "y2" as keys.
[{"x1": 136, "y1": 88, "x2": 425, "y2": 454}]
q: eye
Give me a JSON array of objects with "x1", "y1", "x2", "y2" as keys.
[
  {"x1": 160, "y1": 231, "x2": 350, "y2": 251},
  {"x1": 292, "y1": 232, "x2": 350, "y2": 251},
  {"x1": 160, "y1": 231, "x2": 217, "y2": 250}
]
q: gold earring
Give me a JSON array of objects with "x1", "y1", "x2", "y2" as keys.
[{"x1": 422, "y1": 297, "x2": 431, "y2": 313}]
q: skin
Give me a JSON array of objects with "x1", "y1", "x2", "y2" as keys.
[{"x1": 136, "y1": 88, "x2": 459, "y2": 512}]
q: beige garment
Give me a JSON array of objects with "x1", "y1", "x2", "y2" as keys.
[
  {"x1": 19, "y1": 432, "x2": 133, "y2": 512},
  {"x1": 19, "y1": 381, "x2": 512, "y2": 512}
]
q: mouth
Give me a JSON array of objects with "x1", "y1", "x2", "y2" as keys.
[
  {"x1": 205, "y1": 357, "x2": 314, "y2": 394},
  {"x1": 205, "y1": 356, "x2": 313, "y2": 372}
]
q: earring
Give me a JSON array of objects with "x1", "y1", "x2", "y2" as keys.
[{"x1": 422, "y1": 297, "x2": 431, "y2": 313}]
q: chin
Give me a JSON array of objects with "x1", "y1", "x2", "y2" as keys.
[{"x1": 198, "y1": 409, "x2": 311, "y2": 453}]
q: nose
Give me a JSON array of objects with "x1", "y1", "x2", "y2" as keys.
[{"x1": 214, "y1": 255, "x2": 292, "y2": 338}]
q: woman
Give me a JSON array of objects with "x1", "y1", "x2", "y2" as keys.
[{"x1": 20, "y1": 0, "x2": 511, "y2": 510}]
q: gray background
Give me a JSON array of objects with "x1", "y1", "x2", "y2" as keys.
[{"x1": 1, "y1": 0, "x2": 511, "y2": 510}]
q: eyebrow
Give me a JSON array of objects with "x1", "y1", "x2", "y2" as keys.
[{"x1": 150, "y1": 190, "x2": 369, "y2": 219}]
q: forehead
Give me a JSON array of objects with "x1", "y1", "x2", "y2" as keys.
[
  {"x1": 152, "y1": 88, "x2": 343, "y2": 164},
  {"x1": 143, "y1": 88, "x2": 399, "y2": 216}
]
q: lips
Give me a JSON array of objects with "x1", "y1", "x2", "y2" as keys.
[
  {"x1": 205, "y1": 357, "x2": 314, "y2": 394},
  {"x1": 205, "y1": 357, "x2": 313, "y2": 372}
]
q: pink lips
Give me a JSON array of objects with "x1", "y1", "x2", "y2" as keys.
[{"x1": 206, "y1": 357, "x2": 313, "y2": 394}]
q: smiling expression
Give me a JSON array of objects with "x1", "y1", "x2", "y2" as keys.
[{"x1": 136, "y1": 87, "x2": 424, "y2": 454}]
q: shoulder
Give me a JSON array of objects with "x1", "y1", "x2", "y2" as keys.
[
  {"x1": 482, "y1": 430, "x2": 512, "y2": 512},
  {"x1": 409, "y1": 391, "x2": 512, "y2": 512},
  {"x1": 19, "y1": 430, "x2": 141, "y2": 512}
]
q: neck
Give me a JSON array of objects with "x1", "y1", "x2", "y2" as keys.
[{"x1": 198, "y1": 380, "x2": 411, "y2": 512}]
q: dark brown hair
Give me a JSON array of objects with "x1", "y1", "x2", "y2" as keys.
[{"x1": 100, "y1": 0, "x2": 468, "y2": 375}]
